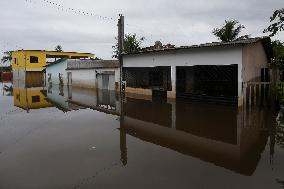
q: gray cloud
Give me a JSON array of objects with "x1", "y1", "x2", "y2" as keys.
[{"x1": 0, "y1": 0, "x2": 283, "y2": 59}]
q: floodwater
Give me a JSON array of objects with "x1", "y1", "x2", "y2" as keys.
[{"x1": 0, "y1": 82, "x2": 284, "y2": 189}]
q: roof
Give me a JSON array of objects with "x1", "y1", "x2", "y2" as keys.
[
  {"x1": 122, "y1": 37, "x2": 273, "y2": 59},
  {"x1": 66, "y1": 59, "x2": 119, "y2": 70},
  {"x1": 13, "y1": 50, "x2": 95, "y2": 59},
  {"x1": 45, "y1": 59, "x2": 67, "y2": 68}
]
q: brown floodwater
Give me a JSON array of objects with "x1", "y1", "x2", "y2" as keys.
[{"x1": 0, "y1": 82, "x2": 284, "y2": 189}]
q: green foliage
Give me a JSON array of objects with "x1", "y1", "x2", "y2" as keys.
[
  {"x1": 277, "y1": 82, "x2": 284, "y2": 104},
  {"x1": 270, "y1": 40, "x2": 284, "y2": 80},
  {"x1": 212, "y1": 20, "x2": 249, "y2": 42},
  {"x1": 276, "y1": 107, "x2": 284, "y2": 148},
  {"x1": 264, "y1": 8, "x2": 284, "y2": 37},
  {"x1": 55, "y1": 45, "x2": 63, "y2": 52},
  {"x1": 0, "y1": 65, "x2": 12, "y2": 72},
  {"x1": 1, "y1": 51, "x2": 12, "y2": 65},
  {"x1": 112, "y1": 33, "x2": 145, "y2": 58}
]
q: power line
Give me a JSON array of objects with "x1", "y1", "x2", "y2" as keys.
[{"x1": 24, "y1": 0, "x2": 116, "y2": 22}]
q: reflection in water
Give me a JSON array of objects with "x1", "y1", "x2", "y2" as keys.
[
  {"x1": 10, "y1": 81, "x2": 276, "y2": 176},
  {"x1": 121, "y1": 97, "x2": 274, "y2": 176},
  {"x1": 13, "y1": 80, "x2": 53, "y2": 111},
  {"x1": 46, "y1": 84, "x2": 121, "y2": 115},
  {"x1": 4, "y1": 80, "x2": 283, "y2": 188},
  {"x1": 276, "y1": 179, "x2": 284, "y2": 188}
]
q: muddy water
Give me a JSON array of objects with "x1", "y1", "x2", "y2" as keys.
[{"x1": 0, "y1": 82, "x2": 284, "y2": 189}]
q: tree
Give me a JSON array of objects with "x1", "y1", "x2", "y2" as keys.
[
  {"x1": 264, "y1": 8, "x2": 284, "y2": 37},
  {"x1": 55, "y1": 45, "x2": 63, "y2": 52},
  {"x1": 1, "y1": 51, "x2": 12, "y2": 65},
  {"x1": 112, "y1": 33, "x2": 145, "y2": 58},
  {"x1": 272, "y1": 40, "x2": 284, "y2": 63},
  {"x1": 271, "y1": 40, "x2": 284, "y2": 80},
  {"x1": 212, "y1": 20, "x2": 249, "y2": 42}
]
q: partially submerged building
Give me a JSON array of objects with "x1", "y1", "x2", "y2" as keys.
[
  {"x1": 12, "y1": 50, "x2": 94, "y2": 86},
  {"x1": 122, "y1": 37, "x2": 273, "y2": 105},
  {"x1": 46, "y1": 59, "x2": 120, "y2": 91}
]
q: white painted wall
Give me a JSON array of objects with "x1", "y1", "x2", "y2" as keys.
[
  {"x1": 71, "y1": 69, "x2": 96, "y2": 88},
  {"x1": 70, "y1": 68, "x2": 120, "y2": 90},
  {"x1": 123, "y1": 46, "x2": 243, "y2": 96},
  {"x1": 45, "y1": 60, "x2": 68, "y2": 85}
]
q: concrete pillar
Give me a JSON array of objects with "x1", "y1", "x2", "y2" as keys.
[
  {"x1": 167, "y1": 66, "x2": 176, "y2": 99},
  {"x1": 238, "y1": 63, "x2": 243, "y2": 107}
]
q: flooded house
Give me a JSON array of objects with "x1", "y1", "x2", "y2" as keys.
[
  {"x1": 122, "y1": 37, "x2": 273, "y2": 105},
  {"x1": 46, "y1": 59, "x2": 120, "y2": 91},
  {"x1": 12, "y1": 50, "x2": 94, "y2": 87}
]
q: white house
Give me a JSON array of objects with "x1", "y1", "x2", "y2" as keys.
[
  {"x1": 122, "y1": 37, "x2": 273, "y2": 105},
  {"x1": 46, "y1": 59, "x2": 120, "y2": 91},
  {"x1": 46, "y1": 59, "x2": 69, "y2": 85}
]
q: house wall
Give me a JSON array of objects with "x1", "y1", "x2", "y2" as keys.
[
  {"x1": 70, "y1": 68, "x2": 120, "y2": 91},
  {"x1": 46, "y1": 60, "x2": 68, "y2": 85},
  {"x1": 12, "y1": 51, "x2": 47, "y2": 72},
  {"x1": 123, "y1": 46, "x2": 243, "y2": 98},
  {"x1": 242, "y1": 41, "x2": 268, "y2": 82}
]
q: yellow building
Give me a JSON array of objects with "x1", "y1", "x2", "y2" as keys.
[
  {"x1": 12, "y1": 50, "x2": 95, "y2": 72},
  {"x1": 12, "y1": 50, "x2": 95, "y2": 85}
]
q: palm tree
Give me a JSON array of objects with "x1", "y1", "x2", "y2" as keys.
[
  {"x1": 1, "y1": 51, "x2": 12, "y2": 65},
  {"x1": 212, "y1": 20, "x2": 249, "y2": 42},
  {"x1": 55, "y1": 45, "x2": 63, "y2": 52}
]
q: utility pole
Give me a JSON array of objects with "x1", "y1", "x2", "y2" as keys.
[
  {"x1": 117, "y1": 14, "x2": 124, "y2": 93},
  {"x1": 118, "y1": 14, "x2": 127, "y2": 166}
]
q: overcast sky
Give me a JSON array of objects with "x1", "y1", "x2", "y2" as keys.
[{"x1": 0, "y1": 0, "x2": 283, "y2": 61}]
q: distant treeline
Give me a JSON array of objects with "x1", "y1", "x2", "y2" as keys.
[{"x1": 0, "y1": 66, "x2": 12, "y2": 72}]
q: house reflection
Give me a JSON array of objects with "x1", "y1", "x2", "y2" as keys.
[
  {"x1": 120, "y1": 97, "x2": 274, "y2": 176},
  {"x1": 13, "y1": 80, "x2": 53, "y2": 111},
  {"x1": 10, "y1": 80, "x2": 275, "y2": 176},
  {"x1": 46, "y1": 84, "x2": 121, "y2": 115}
]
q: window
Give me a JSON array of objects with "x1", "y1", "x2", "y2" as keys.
[
  {"x1": 14, "y1": 58, "x2": 17, "y2": 65},
  {"x1": 30, "y1": 56, "x2": 39, "y2": 63},
  {"x1": 32, "y1": 96, "x2": 40, "y2": 103}
]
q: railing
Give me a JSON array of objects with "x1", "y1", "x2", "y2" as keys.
[
  {"x1": 242, "y1": 82, "x2": 273, "y2": 130},
  {"x1": 243, "y1": 82, "x2": 272, "y2": 107}
]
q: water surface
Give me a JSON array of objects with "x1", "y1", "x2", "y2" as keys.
[{"x1": 0, "y1": 82, "x2": 284, "y2": 189}]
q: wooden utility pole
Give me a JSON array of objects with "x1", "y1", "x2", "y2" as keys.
[
  {"x1": 118, "y1": 14, "x2": 124, "y2": 92},
  {"x1": 118, "y1": 14, "x2": 127, "y2": 166}
]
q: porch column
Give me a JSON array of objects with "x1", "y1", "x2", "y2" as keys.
[
  {"x1": 238, "y1": 63, "x2": 243, "y2": 107},
  {"x1": 167, "y1": 66, "x2": 176, "y2": 99}
]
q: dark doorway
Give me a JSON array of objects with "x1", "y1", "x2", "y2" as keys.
[
  {"x1": 176, "y1": 65, "x2": 238, "y2": 103},
  {"x1": 150, "y1": 66, "x2": 171, "y2": 101}
]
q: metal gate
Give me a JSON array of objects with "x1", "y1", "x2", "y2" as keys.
[{"x1": 102, "y1": 74, "x2": 109, "y2": 90}]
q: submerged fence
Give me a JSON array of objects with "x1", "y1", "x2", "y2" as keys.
[{"x1": 243, "y1": 82, "x2": 272, "y2": 107}]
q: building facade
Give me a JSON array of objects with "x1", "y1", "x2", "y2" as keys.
[
  {"x1": 46, "y1": 59, "x2": 120, "y2": 91},
  {"x1": 122, "y1": 37, "x2": 272, "y2": 105},
  {"x1": 12, "y1": 50, "x2": 94, "y2": 86}
]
